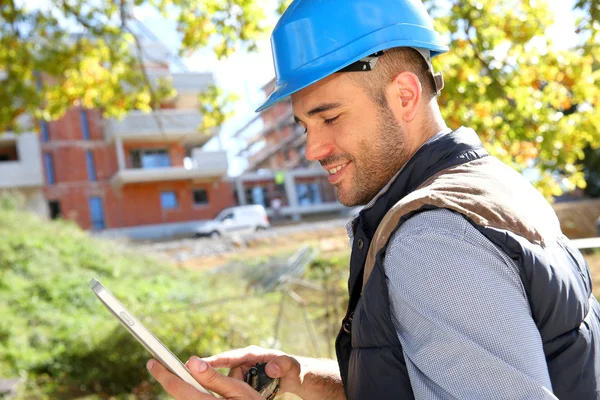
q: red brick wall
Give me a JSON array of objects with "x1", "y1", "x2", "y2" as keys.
[
  {"x1": 93, "y1": 146, "x2": 119, "y2": 181},
  {"x1": 44, "y1": 183, "x2": 113, "y2": 229},
  {"x1": 118, "y1": 180, "x2": 234, "y2": 227},
  {"x1": 43, "y1": 179, "x2": 234, "y2": 230},
  {"x1": 46, "y1": 107, "x2": 103, "y2": 141}
]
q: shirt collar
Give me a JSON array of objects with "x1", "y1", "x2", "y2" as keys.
[{"x1": 345, "y1": 128, "x2": 453, "y2": 241}]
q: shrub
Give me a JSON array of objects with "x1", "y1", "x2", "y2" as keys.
[{"x1": 0, "y1": 207, "x2": 274, "y2": 398}]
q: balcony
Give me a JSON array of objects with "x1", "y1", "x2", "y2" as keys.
[
  {"x1": 110, "y1": 150, "x2": 228, "y2": 187},
  {"x1": 105, "y1": 109, "x2": 212, "y2": 146},
  {"x1": 133, "y1": 41, "x2": 171, "y2": 68},
  {"x1": 146, "y1": 71, "x2": 214, "y2": 109},
  {"x1": 0, "y1": 133, "x2": 43, "y2": 189},
  {"x1": 147, "y1": 71, "x2": 213, "y2": 94}
]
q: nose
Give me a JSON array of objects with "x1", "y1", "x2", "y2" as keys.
[{"x1": 304, "y1": 127, "x2": 335, "y2": 162}]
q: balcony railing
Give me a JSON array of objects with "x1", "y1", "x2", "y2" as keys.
[
  {"x1": 110, "y1": 151, "x2": 228, "y2": 187},
  {"x1": 105, "y1": 109, "x2": 212, "y2": 146}
]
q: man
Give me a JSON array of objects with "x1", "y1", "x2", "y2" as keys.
[{"x1": 148, "y1": 0, "x2": 600, "y2": 398}]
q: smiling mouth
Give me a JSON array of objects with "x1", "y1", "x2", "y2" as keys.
[
  {"x1": 326, "y1": 161, "x2": 351, "y2": 184},
  {"x1": 327, "y1": 162, "x2": 350, "y2": 175}
]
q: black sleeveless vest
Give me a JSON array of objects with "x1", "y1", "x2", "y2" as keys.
[{"x1": 335, "y1": 127, "x2": 600, "y2": 399}]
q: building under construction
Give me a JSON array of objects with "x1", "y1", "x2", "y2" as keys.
[{"x1": 233, "y1": 79, "x2": 346, "y2": 221}]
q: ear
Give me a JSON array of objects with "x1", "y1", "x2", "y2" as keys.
[{"x1": 386, "y1": 72, "x2": 422, "y2": 122}]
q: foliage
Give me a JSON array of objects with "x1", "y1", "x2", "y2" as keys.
[
  {"x1": 197, "y1": 85, "x2": 240, "y2": 135},
  {"x1": 580, "y1": 146, "x2": 600, "y2": 198},
  {"x1": 0, "y1": 0, "x2": 268, "y2": 133},
  {"x1": 0, "y1": 204, "x2": 275, "y2": 399},
  {"x1": 425, "y1": 0, "x2": 600, "y2": 199}
]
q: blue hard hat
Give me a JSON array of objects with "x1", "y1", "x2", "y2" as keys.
[{"x1": 256, "y1": 0, "x2": 449, "y2": 112}]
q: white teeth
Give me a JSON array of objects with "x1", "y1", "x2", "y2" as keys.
[{"x1": 328, "y1": 163, "x2": 347, "y2": 174}]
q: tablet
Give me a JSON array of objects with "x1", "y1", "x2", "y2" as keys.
[{"x1": 89, "y1": 278, "x2": 211, "y2": 394}]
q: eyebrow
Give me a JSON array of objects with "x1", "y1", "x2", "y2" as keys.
[{"x1": 293, "y1": 102, "x2": 344, "y2": 124}]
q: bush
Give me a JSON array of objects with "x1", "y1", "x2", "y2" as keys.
[{"x1": 0, "y1": 207, "x2": 275, "y2": 399}]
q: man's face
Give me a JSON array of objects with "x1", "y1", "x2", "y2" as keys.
[{"x1": 292, "y1": 74, "x2": 410, "y2": 206}]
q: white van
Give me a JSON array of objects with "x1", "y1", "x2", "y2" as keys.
[{"x1": 193, "y1": 205, "x2": 270, "y2": 238}]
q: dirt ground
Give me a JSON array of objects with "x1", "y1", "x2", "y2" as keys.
[
  {"x1": 553, "y1": 199, "x2": 600, "y2": 239},
  {"x1": 175, "y1": 227, "x2": 350, "y2": 270},
  {"x1": 168, "y1": 222, "x2": 600, "y2": 293},
  {"x1": 155, "y1": 214, "x2": 600, "y2": 297}
]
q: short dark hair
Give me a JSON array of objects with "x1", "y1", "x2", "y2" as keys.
[{"x1": 346, "y1": 47, "x2": 436, "y2": 107}]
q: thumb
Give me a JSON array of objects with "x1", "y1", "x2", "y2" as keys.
[
  {"x1": 187, "y1": 356, "x2": 261, "y2": 399},
  {"x1": 266, "y1": 355, "x2": 301, "y2": 380}
]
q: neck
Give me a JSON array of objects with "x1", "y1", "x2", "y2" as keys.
[{"x1": 408, "y1": 101, "x2": 448, "y2": 153}]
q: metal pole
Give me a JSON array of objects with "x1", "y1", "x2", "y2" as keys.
[{"x1": 272, "y1": 291, "x2": 286, "y2": 348}]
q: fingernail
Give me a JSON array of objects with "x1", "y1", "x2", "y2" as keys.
[
  {"x1": 266, "y1": 363, "x2": 280, "y2": 376},
  {"x1": 146, "y1": 359, "x2": 155, "y2": 371},
  {"x1": 188, "y1": 356, "x2": 208, "y2": 373}
]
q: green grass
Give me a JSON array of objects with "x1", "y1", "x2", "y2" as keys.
[
  {"x1": 0, "y1": 203, "x2": 277, "y2": 399},
  {"x1": 0, "y1": 195, "x2": 351, "y2": 399}
]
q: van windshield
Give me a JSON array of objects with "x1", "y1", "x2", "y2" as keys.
[{"x1": 216, "y1": 211, "x2": 234, "y2": 221}]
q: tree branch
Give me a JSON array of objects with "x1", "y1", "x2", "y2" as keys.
[
  {"x1": 463, "y1": 13, "x2": 506, "y2": 97},
  {"x1": 121, "y1": 14, "x2": 167, "y2": 138},
  {"x1": 60, "y1": 0, "x2": 97, "y2": 34}
]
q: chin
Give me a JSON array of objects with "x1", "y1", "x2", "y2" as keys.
[{"x1": 335, "y1": 187, "x2": 364, "y2": 207}]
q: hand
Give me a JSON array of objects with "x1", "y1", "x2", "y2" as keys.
[
  {"x1": 147, "y1": 356, "x2": 263, "y2": 400},
  {"x1": 203, "y1": 345, "x2": 303, "y2": 396}
]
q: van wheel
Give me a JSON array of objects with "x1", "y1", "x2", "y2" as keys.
[
  {"x1": 210, "y1": 231, "x2": 220, "y2": 239},
  {"x1": 255, "y1": 226, "x2": 267, "y2": 232}
]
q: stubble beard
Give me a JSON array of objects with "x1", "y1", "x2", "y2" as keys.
[{"x1": 336, "y1": 104, "x2": 411, "y2": 207}]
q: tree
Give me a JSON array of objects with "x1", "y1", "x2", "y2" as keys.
[
  {"x1": 580, "y1": 145, "x2": 600, "y2": 198},
  {"x1": 0, "y1": 0, "x2": 268, "y2": 133},
  {"x1": 426, "y1": 0, "x2": 599, "y2": 199}
]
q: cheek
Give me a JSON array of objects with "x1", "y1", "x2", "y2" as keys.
[{"x1": 331, "y1": 124, "x2": 367, "y2": 159}]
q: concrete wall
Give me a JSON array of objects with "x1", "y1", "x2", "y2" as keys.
[{"x1": 0, "y1": 133, "x2": 44, "y2": 189}]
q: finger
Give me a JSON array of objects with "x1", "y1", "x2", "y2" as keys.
[
  {"x1": 147, "y1": 359, "x2": 212, "y2": 400},
  {"x1": 266, "y1": 355, "x2": 301, "y2": 379},
  {"x1": 188, "y1": 356, "x2": 261, "y2": 399},
  {"x1": 228, "y1": 366, "x2": 245, "y2": 381},
  {"x1": 189, "y1": 358, "x2": 245, "y2": 382},
  {"x1": 203, "y1": 346, "x2": 279, "y2": 369}
]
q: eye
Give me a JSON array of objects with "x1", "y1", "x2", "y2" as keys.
[
  {"x1": 324, "y1": 116, "x2": 339, "y2": 125},
  {"x1": 296, "y1": 122, "x2": 307, "y2": 134}
]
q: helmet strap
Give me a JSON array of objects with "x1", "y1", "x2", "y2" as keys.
[
  {"x1": 414, "y1": 47, "x2": 444, "y2": 96},
  {"x1": 338, "y1": 51, "x2": 385, "y2": 72},
  {"x1": 340, "y1": 48, "x2": 444, "y2": 95}
]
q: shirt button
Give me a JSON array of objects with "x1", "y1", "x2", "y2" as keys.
[{"x1": 357, "y1": 238, "x2": 364, "y2": 250}]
